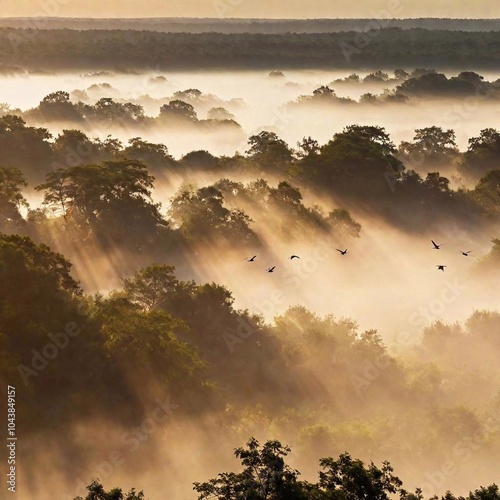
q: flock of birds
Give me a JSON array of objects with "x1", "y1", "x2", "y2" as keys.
[
  {"x1": 245, "y1": 240, "x2": 472, "y2": 273},
  {"x1": 432, "y1": 240, "x2": 472, "y2": 271}
]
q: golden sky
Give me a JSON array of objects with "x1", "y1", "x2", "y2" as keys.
[{"x1": 0, "y1": 0, "x2": 498, "y2": 19}]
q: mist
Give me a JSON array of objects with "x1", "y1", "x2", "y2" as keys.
[{"x1": 2, "y1": 63, "x2": 500, "y2": 500}]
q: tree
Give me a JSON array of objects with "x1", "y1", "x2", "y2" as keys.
[
  {"x1": 0, "y1": 115, "x2": 53, "y2": 183},
  {"x1": 74, "y1": 480, "x2": 144, "y2": 500},
  {"x1": 123, "y1": 264, "x2": 179, "y2": 311},
  {"x1": 180, "y1": 150, "x2": 219, "y2": 169},
  {"x1": 399, "y1": 127, "x2": 459, "y2": 170},
  {"x1": 313, "y1": 85, "x2": 337, "y2": 98},
  {"x1": 297, "y1": 137, "x2": 320, "y2": 159},
  {"x1": 160, "y1": 100, "x2": 198, "y2": 121},
  {"x1": 96, "y1": 297, "x2": 207, "y2": 394},
  {"x1": 460, "y1": 129, "x2": 500, "y2": 182},
  {"x1": 0, "y1": 233, "x2": 81, "y2": 362},
  {"x1": 328, "y1": 208, "x2": 361, "y2": 238},
  {"x1": 246, "y1": 131, "x2": 293, "y2": 170},
  {"x1": 318, "y1": 453, "x2": 403, "y2": 499},
  {"x1": 0, "y1": 167, "x2": 28, "y2": 233},
  {"x1": 92, "y1": 98, "x2": 145, "y2": 123},
  {"x1": 36, "y1": 160, "x2": 168, "y2": 247},
  {"x1": 394, "y1": 69, "x2": 410, "y2": 80},
  {"x1": 312, "y1": 125, "x2": 403, "y2": 200},
  {"x1": 52, "y1": 129, "x2": 103, "y2": 168},
  {"x1": 36, "y1": 91, "x2": 83, "y2": 122},
  {"x1": 470, "y1": 169, "x2": 500, "y2": 216},
  {"x1": 364, "y1": 71, "x2": 389, "y2": 82},
  {"x1": 123, "y1": 137, "x2": 175, "y2": 170},
  {"x1": 208, "y1": 107, "x2": 236, "y2": 121},
  {"x1": 168, "y1": 184, "x2": 258, "y2": 245},
  {"x1": 194, "y1": 438, "x2": 309, "y2": 500}
]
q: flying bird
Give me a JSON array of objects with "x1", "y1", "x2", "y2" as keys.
[
  {"x1": 431, "y1": 240, "x2": 442, "y2": 250},
  {"x1": 245, "y1": 255, "x2": 257, "y2": 262},
  {"x1": 267, "y1": 266, "x2": 276, "y2": 273},
  {"x1": 436, "y1": 265, "x2": 447, "y2": 272},
  {"x1": 337, "y1": 249, "x2": 348, "y2": 255},
  {"x1": 289, "y1": 255, "x2": 300, "y2": 260},
  {"x1": 460, "y1": 250, "x2": 472, "y2": 256}
]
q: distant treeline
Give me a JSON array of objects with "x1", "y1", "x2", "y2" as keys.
[
  {"x1": 0, "y1": 17, "x2": 500, "y2": 33},
  {"x1": 1, "y1": 29, "x2": 500, "y2": 70}
]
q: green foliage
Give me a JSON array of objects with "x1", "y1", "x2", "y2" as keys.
[
  {"x1": 247, "y1": 131, "x2": 294, "y2": 170},
  {"x1": 194, "y1": 438, "x2": 308, "y2": 500},
  {"x1": 0, "y1": 167, "x2": 27, "y2": 233},
  {"x1": 36, "y1": 159, "x2": 167, "y2": 248},
  {"x1": 318, "y1": 453, "x2": 402, "y2": 499},
  {"x1": 1, "y1": 29, "x2": 499, "y2": 71},
  {"x1": 74, "y1": 479, "x2": 144, "y2": 500},
  {"x1": 470, "y1": 170, "x2": 500, "y2": 216},
  {"x1": 169, "y1": 184, "x2": 259, "y2": 245},
  {"x1": 0, "y1": 115, "x2": 53, "y2": 183},
  {"x1": 460, "y1": 129, "x2": 500, "y2": 182}
]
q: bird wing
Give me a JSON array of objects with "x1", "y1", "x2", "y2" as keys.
[{"x1": 432, "y1": 240, "x2": 438, "y2": 247}]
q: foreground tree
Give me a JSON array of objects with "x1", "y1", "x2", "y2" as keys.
[
  {"x1": 194, "y1": 438, "x2": 310, "y2": 500},
  {"x1": 74, "y1": 480, "x2": 144, "y2": 500},
  {"x1": 193, "y1": 439, "x2": 500, "y2": 500}
]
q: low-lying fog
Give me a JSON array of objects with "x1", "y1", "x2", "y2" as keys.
[
  {"x1": 2, "y1": 69, "x2": 500, "y2": 156},
  {"x1": 2, "y1": 69, "x2": 499, "y2": 337},
  {"x1": 3, "y1": 68, "x2": 500, "y2": 500}
]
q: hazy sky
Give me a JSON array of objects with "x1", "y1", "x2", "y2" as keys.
[{"x1": 0, "y1": 0, "x2": 498, "y2": 19}]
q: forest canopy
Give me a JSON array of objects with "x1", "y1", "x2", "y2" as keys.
[{"x1": 1, "y1": 29, "x2": 500, "y2": 71}]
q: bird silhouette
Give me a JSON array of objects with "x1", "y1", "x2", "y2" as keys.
[
  {"x1": 267, "y1": 266, "x2": 276, "y2": 273},
  {"x1": 460, "y1": 250, "x2": 472, "y2": 256},
  {"x1": 432, "y1": 240, "x2": 442, "y2": 250},
  {"x1": 245, "y1": 255, "x2": 257, "y2": 262},
  {"x1": 437, "y1": 265, "x2": 447, "y2": 272},
  {"x1": 337, "y1": 249, "x2": 348, "y2": 255},
  {"x1": 289, "y1": 255, "x2": 300, "y2": 260}
]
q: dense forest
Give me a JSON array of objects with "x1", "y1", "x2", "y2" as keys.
[
  {"x1": 1, "y1": 114, "x2": 500, "y2": 497},
  {"x1": 1, "y1": 18, "x2": 500, "y2": 33},
  {"x1": 1, "y1": 29, "x2": 500, "y2": 70},
  {"x1": 0, "y1": 13, "x2": 499, "y2": 496}
]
